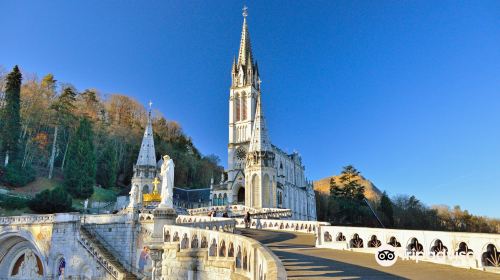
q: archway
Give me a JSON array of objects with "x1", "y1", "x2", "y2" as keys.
[
  {"x1": 237, "y1": 186, "x2": 245, "y2": 204},
  {"x1": 0, "y1": 231, "x2": 47, "y2": 279}
]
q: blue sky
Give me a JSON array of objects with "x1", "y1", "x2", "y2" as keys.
[{"x1": 1, "y1": 1, "x2": 499, "y2": 217}]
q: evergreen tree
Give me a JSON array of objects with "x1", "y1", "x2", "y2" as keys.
[
  {"x1": 378, "y1": 191, "x2": 394, "y2": 226},
  {"x1": 1, "y1": 66, "x2": 22, "y2": 166},
  {"x1": 64, "y1": 117, "x2": 95, "y2": 199},
  {"x1": 330, "y1": 165, "x2": 365, "y2": 200},
  {"x1": 28, "y1": 187, "x2": 73, "y2": 213},
  {"x1": 96, "y1": 142, "x2": 117, "y2": 188}
]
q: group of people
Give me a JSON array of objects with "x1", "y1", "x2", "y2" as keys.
[{"x1": 207, "y1": 210, "x2": 252, "y2": 228}]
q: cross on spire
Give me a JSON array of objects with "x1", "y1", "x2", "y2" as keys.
[
  {"x1": 148, "y1": 100, "x2": 153, "y2": 109},
  {"x1": 242, "y1": 5, "x2": 248, "y2": 18}
]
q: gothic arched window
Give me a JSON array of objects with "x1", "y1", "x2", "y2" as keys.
[
  {"x1": 241, "y1": 94, "x2": 247, "y2": 121},
  {"x1": 235, "y1": 96, "x2": 240, "y2": 122}
]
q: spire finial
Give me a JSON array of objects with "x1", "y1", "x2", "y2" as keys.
[
  {"x1": 148, "y1": 100, "x2": 153, "y2": 109},
  {"x1": 242, "y1": 5, "x2": 248, "y2": 18}
]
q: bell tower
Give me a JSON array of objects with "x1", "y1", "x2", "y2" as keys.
[{"x1": 228, "y1": 6, "x2": 261, "y2": 181}]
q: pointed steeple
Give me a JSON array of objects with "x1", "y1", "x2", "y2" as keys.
[
  {"x1": 238, "y1": 6, "x2": 253, "y2": 67},
  {"x1": 248, "y1": 94, "x2": 271, "y2": 153},
  {"x1": 136, "y1": 104, "x2": 156, "y2": 166}
]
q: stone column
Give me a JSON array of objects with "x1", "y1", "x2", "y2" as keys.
[{"x1": 149, "y1": 248, "x2": 163, "y2": 280}]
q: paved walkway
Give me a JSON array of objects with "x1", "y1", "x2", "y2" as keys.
[{"x1": 241, "y1": 229, "x2": 500, "y2": 280}]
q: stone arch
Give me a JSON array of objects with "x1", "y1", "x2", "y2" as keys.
[
  {"x1": 223, "y1": 193, "x2": 228, "y2": 205},
  {"x1": 219, "y1": 240, "x2": 226, "y2": 257},
  {"x1": 243, "y1": 248, "x2": 248, "y2": 269},
  {"x1": 407, "y1": 238, "x2": 423, "y2": 254},
  {"x1": 142, "y1": 185, "x2": 150, "y2": 194},
  {"x1": 191, "y1": 235, "x2": 199, "y2": 248},
  {"x1": 430, "y1": 239, "x2": 448, "y2": 255},
  {"x1": 172, "y1": 232, "x2": 179, "y2": 242},
  {"x1": 200, "y1": 236, "x2": 208, "y2": 248},
  {"x1": 350, "y1": 233, "x2": 364, "y2": 248},
  {"x1": 0, "y1": 230, "x2": 48, "y2": 279},
  {"x1": 228, "y1": 243, "x2": 234, "y2": 257},
  {"x1": 235, "y1": 246, "x2": 242, "y2": 268},
  {"x1": 482, "y1": 244, "x2": 500, "y2": 267},
  {"x1": 164, "y1": 230, "x2": 171, "y2": 242},
  {"x1": 237, "y1": 185, "x2": 245, "y2": 204},
  {"x1": 54, "y1": 255, "x2": 66, "y2": 278},
  {"x1": 180, "y1": 233, "x2": 189, "y2": 249},
  {"x1": 368, "y1": 235, "x2": 381, "y2": 248},
  {"x1": 209, "y1": 239, "x2": 217, "y2": 257},
  {"x1": 388, "y1": 236, "x2": 401, "y2": 247}
]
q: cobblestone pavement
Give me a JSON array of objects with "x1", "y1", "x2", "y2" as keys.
[{"x1": 241, "y1": 229, "x2": 500, "y2": 280}]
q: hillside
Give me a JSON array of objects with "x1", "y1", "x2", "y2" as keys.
[{"x1": 314, "y1": 174, "x2": 382, "y2": 201}]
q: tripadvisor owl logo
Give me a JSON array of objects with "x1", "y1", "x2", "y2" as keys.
[{"x1": 375, "y1": 244, "x2": 398, "y2": 267}]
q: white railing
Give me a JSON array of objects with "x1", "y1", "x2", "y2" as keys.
[
  {"x1": 235, "y1": 218, "x2": 330, "y2": 234},
  {"x1": 317, "y1": 225, "x2": 500, "y2": 272},
  {"x1": 163, "y1": 225, "x2": 286, "y2": 280},
  {"x1": 187, "y1": 204, "x2": 292, "y2": 218}
]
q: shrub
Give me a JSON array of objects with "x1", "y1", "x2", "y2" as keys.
[
  {"x1": 28, "y1": 187, "x2": 73, "y2": 214},
  {"x1": 0, "y1": 194, "x2": 29, "y2": 209},
  {"x1": 0, "y1": 162, "x2": 36, "y2": 187}
]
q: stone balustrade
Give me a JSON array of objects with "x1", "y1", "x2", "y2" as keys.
[
  {"x1": 176, "y1": 215, "x2": 236, "y2": 233},
  {"x1": 187, "y1": 204, "x2": 292, "y2": 218},
  {"x1": 0, "y1": 213, "x2": 74, "y2": 225},
  {"x1": 235, "y1": 218, "x2": 330, "y2": 234},
  {"x1": 161, "y1": 225, "x2": 287, "y2": 280},
  {"x1": 317, "y1": 225, "x2": 500, "y2": 273}
]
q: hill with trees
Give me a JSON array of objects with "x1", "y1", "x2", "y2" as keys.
[
  {"x1": 315, "y1": 165, "x2": 500, "y2": 233},
  {"x1": 0, "y1": 65, "x2": 223, "y2": 213}
]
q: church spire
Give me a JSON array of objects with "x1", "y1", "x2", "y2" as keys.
[
  {"x1": 238, "y1": 6, "x2": 253, "y2": 67},
  {"x1": 136, "y1": 102, "x2": 156, "y2": 166},
  {"x1": 248, "y1": 94, "x2": 271, "y2": 153}
]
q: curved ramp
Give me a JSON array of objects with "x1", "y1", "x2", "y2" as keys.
[{"x1": 241, "y1": 229, "x2": 499, "y2": 280}]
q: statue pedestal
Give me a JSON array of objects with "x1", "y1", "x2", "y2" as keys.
[
  {"x1": 148, "y1": 207, "x2": 177, "y2": 280},
  {"x1": 152, "y1": 206, "x2": 177, "y2": 239}
]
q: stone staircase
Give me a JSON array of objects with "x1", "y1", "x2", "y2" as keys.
[{"x1": 79, "y1": 225, "x2": 138, "y2": 280}]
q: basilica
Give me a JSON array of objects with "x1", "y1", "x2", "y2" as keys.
[
  {"x1": 210, "y1": 10, "x2": 316, "y2": 221},
  {"x1": 130, "y1": 9, "x2": 316, "y2": 221}
]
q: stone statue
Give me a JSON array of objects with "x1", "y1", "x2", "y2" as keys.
[
  {"x1": 159, "y1": 155, "x2": 174, "y2": 208},
  {"x1": 13, "y1": 250, "x2": 42, "y2": 279},
  {"x1": 128, "y1": 184, "x2": 138, "y2": 208}
]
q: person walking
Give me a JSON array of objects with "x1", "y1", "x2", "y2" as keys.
[{"x1": 244, "y1": 211, "x2": 251, "y2": 228}]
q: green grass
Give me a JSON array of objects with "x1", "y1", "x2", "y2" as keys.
[{"x1": 91, "y1": 186, "x2": 118, "y2": 202}]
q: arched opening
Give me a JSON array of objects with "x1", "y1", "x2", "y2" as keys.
[
  {"x1": 223, "y1": 193, "x2": 228, "y2": 205},
  {"x1": 336, "y1": 232, "x2": 346, "y2": 241},
  {"x1": 456, "y1": 242, "x2": 473, "y2": 255},
  {"x1": 431, "y1": 239, "x2": 448, "y2": 255},
  {"x1": 235, "y1": 247, "x2": 242, "y2": 268},
  {"x1": 191, "y1": 235, "x2": 199, "y2": 248},
  {"x1": 219, "y1": 240, "x2": 226, "y2": 257},
  {"x1": 209, "y1": 239, "x2": 217, "y2": 257},
  {"x1": 142, "y1": 185, "x2": 150, "y2": 194},
  {"x1": 368, "y1": 235, "x2": 381, "y2": 248},
  {"x1": 200, "y1": 236, "x2": 208, "y2": 248},
  {"x1": 350, "y1": 234, "x2": 363, "y2": 248},
  {"x1": 0, "y1": 232, "x2": 46, "y2": 280},
  {"x1": 228, "y1": 243, "x2": 234, "y2": 257},
  {"x1": 388, "y1": 236, "x2": 401, "y2": 247},
  {"x1": 482, "y1": 244, "x2": 500, "y2": 267},
  {"x1": 237, "y1": 186, "x2": 245, "y2": 204},
  {"x1": 241, "y1": 94, "x2": 247, "y2": 121},
  {"x1": 235, "y1": 95, "x2": 241, "y2": 122},
  {"x1": 408, "y1": 238, "x2": 423, "y2": 254},
  {"x1": 56, "y1": 257, "x2": 66, "y2": 278},
  {"x1": 324, "y1": 231, "x2": 332, "y2": 242},
  {"x1": 180, "y1": 234, "x2": 189, "y2": 249}
]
